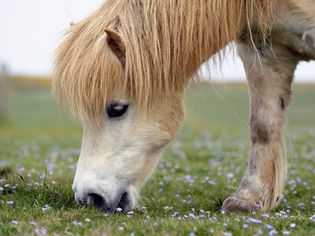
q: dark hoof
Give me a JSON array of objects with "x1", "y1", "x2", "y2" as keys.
[{"x1": 222, "y1": 196, "x2": 260, "y2": 213}]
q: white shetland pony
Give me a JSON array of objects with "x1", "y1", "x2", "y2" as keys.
[{"x1": 53, "y1": 0, "x2": 315, "y2": 213}]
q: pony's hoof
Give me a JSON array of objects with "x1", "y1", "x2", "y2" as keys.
[{"x1": 221, "y1": 196, "x2": 260, "y2": 213}]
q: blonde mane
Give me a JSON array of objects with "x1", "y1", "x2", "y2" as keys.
[{"x1": 53, "y1": 0, "x2": 276, "y2": 121}]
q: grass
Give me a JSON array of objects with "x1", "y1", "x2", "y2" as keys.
[{"x1": 0, "y1": 82, "x2": 314, "y2": 235}]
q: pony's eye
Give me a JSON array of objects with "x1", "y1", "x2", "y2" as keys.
[{"x1": 107, "y1": 103, "x2": 129, "y2": 118}]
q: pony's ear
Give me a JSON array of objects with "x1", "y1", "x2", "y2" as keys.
[{"x1": 105, "y1": 29, "x2": 126, "y2": 67}]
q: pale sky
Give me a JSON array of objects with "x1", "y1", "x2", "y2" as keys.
[{"x1": 0, "y1": 0, "x2": 314, "y2": 82}]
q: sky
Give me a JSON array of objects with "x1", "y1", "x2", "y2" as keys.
[{"x1": 0, "y1": 0, "x2": 314, "y2": 82}]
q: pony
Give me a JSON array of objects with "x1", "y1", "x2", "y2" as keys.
[{"x1": 53, "y1": 0, "x2": 315, "y2": 213}]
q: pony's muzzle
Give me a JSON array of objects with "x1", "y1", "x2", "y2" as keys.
[
  {"x1": 75, "y1": 191, "x2": 131, "y2": 213},
  {"x1": 87, "y1": 193, "x2": 105, "y2": 209}
]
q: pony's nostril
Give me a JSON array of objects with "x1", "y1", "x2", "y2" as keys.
[
  {"x1": 77, "y1": 199, "x2": 87, "y2": 205},
  {"x1": 87, "y1": 193, "x2": 106, "y2": 209},
  {"x1": 117, "y1": 192, "x2": 130, "y2": 211},
  {"x1": 75, "y1": 195, "x2": 87, "y2": 205}
]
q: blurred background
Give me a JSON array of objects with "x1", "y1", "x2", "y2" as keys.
[{"x1": 0, "y1": 0, "x2": 314, "y2": 137}]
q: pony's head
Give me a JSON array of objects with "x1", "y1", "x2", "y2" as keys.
[
  {"x1": 53, "y1": 0, "x2": 276, "y2": 212},
  {"x1": 53, "y1": 8, "x2": 185, "y2": 212}
]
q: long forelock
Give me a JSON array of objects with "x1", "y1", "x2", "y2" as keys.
[
  {"x1": 53, "y1": 0, "x2": 277, "y2": 122},
  {"x1": 53, "y1": 13, "x2": 124, "y2": 122}
]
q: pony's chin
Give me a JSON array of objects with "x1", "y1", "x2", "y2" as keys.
[{"x1": 126, "y1": 185, "x2": 139, "y2": 211}]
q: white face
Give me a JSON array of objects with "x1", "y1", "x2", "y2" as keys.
[{"x1": 72, "y1": 96, "x2": 184, "y2": 213}]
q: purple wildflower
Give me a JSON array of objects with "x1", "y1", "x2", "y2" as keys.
[
  {"x1": 7, "y1": 201, "x2": 14, "y2": 205},
  {"x1": 185, "y1": 175, "x2": 192, "y2": 182},
  {"x1": 227, "y1": 173, "x2": 234, "y2": 178},
  {"x1": 266, "y1": 224, "x2": 274, "y2": 230},
  {"x1": 171, "y1": 212, "x2": 180, "y2": 217},
  {"x1": 282, "y1": 230, "x2": 290, "y2": 235},
  {"x1": 189, "y1": 213, "x2": 196, "y2": 219},
  {"x1": 262, "y1": 214, "x2": 269, "y2": 218},
  {"x1": 29, "y1": 221, "x2": 37, "y2": 225},
  {"x1": 290, "y1": 223, "x2": 296, "y2": 228},
  {"x1": 116, "y1": 207, "x2": 123, "y2": 213},
  {"x1": 11, "y1": 220, "x2": 19, "y2": 225},
  {"x1": 34, "y1": 228, "x2": 47, "y2": 235},
  {"x1": 72, "y1": 221, "x2": 83, "y2": 226},
  {"x1": 269, "y1": 229, "x2": 278, "y2": 236},
  {"x1": 297, "y1": 203, "x2": 305, "y2": 208},
  {"x1": 223, "y1": 232, "x2": 232, "y2": 236},
  {"x1": 40, "y1": 228, "x2": 47, "y2": 235},
  {"x1": 247, "y1": 218, "x2": 263, "y2": 225}
]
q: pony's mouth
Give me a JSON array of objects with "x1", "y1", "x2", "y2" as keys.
[{"x1": 76, "y1": 190, "x2": 132, "y2": 214}]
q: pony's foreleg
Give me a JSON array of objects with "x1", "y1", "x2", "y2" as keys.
[{"x1": 222, "y1": 42, "x2": 299, "y2": 212}]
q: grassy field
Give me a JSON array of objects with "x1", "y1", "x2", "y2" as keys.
[{"x1": 0, "y1": 82, "x2": 314, "y2": 235}]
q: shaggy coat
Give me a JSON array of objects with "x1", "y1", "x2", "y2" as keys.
[{"x1": 53, "y1": 0, "x2": 315, "y2": 212}]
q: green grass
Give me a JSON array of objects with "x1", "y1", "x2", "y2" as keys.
[{"x1": 0, "y1": 83, "x2": 314, "y2": 235}]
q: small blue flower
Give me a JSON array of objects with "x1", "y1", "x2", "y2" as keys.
[
  {"x1": 247, "y1": 218, "x2": 263, "y2": 225},
  {"x1": 116, "y1": 207, "x2": 123, "y2": 213},
  {"x1": 266, "y1": 224, "x2": 273, "y2": 230},
  {"x1": 282, "y1": 230, "x2": 290, "y2": 235},
  {"x1": 29, "y1": 221, "x2": 37, "y2": 225},
  {"x1": 11, "y1": 220, "x2": 19, "y2": 225},
  {"x1": 223, "y1": 232, "x2": 232, "y2": 236},
  {"x1": 40, "y1": 228, "x2": 47, "y2": 235},
  {"x1": 269, "y1": 229, "x2": 278, "y2": 236},
  {"x1": 262, "y1": 214, "x2": 269, "y2": 218},
  {"x1": 72, "y1": 221, "x2": 83, "y2": 226}
]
